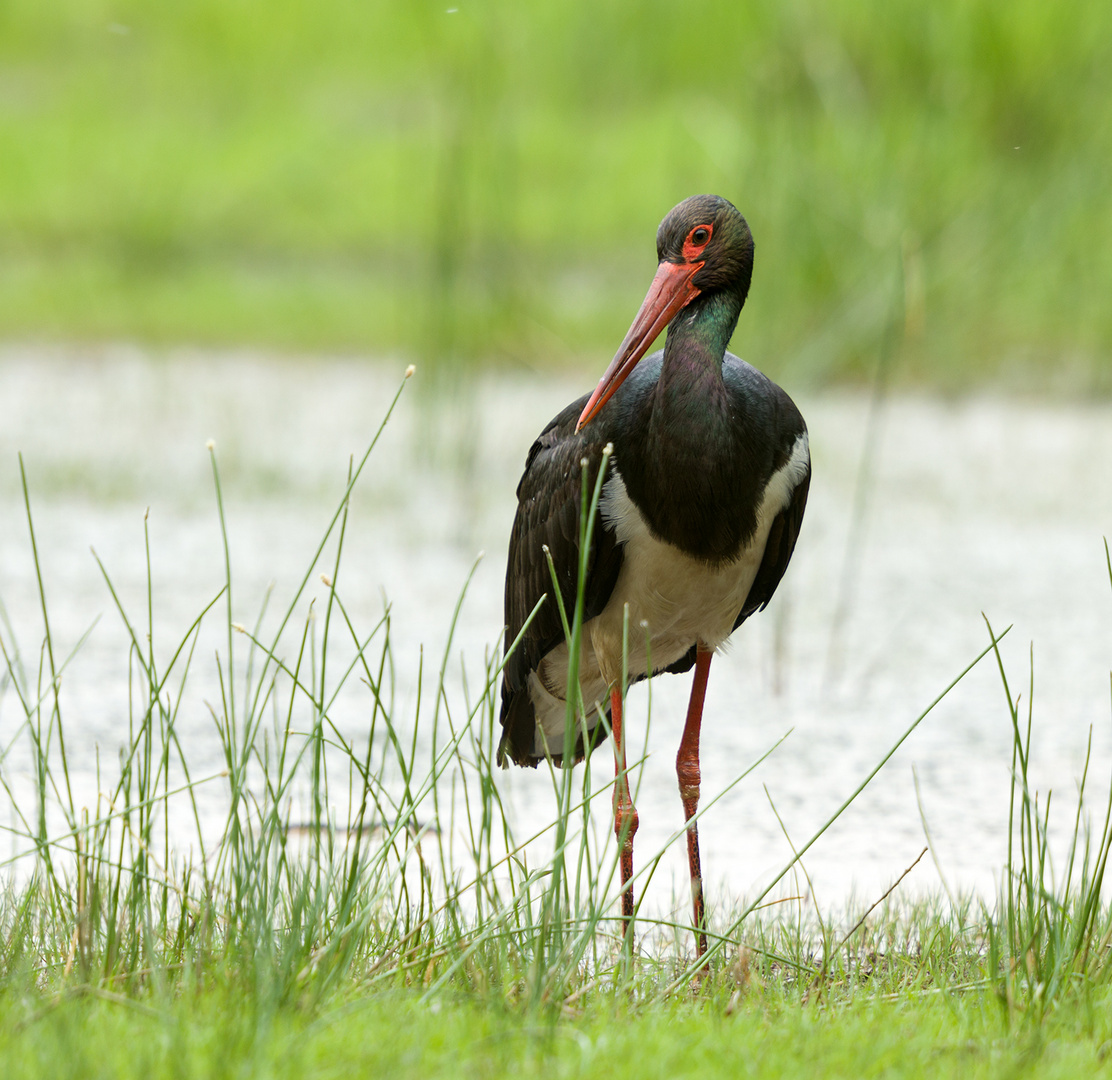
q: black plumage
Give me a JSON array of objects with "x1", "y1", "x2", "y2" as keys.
[
  {"x1": 495, "y1": 194, "x2": 810, "y2": 954},
  {"x1": 497, "y1": 352, "x2": 808, "y2": 767}
]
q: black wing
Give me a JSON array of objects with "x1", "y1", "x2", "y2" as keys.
[
  {"x1": 734, "y1": 461, "x2": 810, "y2": 630},
  {"x1": 497, "y1": 397, "x2": 625, "y2": 767}
]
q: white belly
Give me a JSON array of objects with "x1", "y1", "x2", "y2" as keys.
[{"x1": 529, "y1": 433, "x2": 809, "y2": 756}]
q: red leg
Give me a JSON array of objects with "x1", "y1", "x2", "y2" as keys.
[
  {"x1": 677, "y1": 645, "x2": 713, "y2": 958},
  {"x1": 611, "y1": 685, "x2": 639, "y2": 933}
]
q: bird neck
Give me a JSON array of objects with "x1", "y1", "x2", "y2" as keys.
[
  {"x1": 613, "y1": 287, "x2": 753, "y2": 562},
  {"x1": 652, "y1": 289, "x2": 742, "y2": 417},
  {"x1": 660, "y1": 288, "x2": 742, "y2": 383}
]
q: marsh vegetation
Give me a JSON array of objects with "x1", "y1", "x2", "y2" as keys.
[{"x1": 2, "y1": 366, "x2": 1112, "y2": 1077}]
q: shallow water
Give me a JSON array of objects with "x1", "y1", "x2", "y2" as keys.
[{"x1": 1, "y1": 345, "x2": 1111, "y2": 920}]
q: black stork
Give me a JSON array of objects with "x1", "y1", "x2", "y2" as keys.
[{"x1": 497, "y1": 194, "x2": 810, "y2": 958}]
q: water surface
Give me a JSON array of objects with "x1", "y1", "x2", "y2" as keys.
[{"x1": 1, "y1": 347, "x2": 1110, "y2": 919}]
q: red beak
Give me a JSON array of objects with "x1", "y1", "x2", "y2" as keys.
[{"x1": 576, "y1": 259, "x2": 704, "y2": 431}]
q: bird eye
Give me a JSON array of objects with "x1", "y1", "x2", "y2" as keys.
[{"x1": 681, "y1": 224, "x2": 713, "y2": 261}]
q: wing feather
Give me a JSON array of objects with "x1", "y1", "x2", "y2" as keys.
[
  {"x1": 498, "y1": 397, "x2": 624, "y2": 766},
  {"x1": 734, "y1": 465, "x2": 810, "y2": 630}
]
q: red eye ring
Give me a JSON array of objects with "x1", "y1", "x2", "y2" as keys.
[{"x1": 682, "y1": 224, "x2": 713, "y2": 261}]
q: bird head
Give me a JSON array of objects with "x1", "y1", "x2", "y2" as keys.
[
  {"x1": 577, "y1": 194, "x2": 754, "y2": 431},
  {"x1": 656, "y1": 194, "x2": 754, "y2": 300}
]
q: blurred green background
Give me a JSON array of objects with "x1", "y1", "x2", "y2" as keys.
[{"x1": 1, "y1": 0, "x2": 1109, "y2": 390}]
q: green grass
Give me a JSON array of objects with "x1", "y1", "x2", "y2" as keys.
[
  {"x1": 1, "y1": 1, "x2": 1110, "y2": 390},
  {"x1": 7, "y1": 987, "x2": 1112, "y2": 1080},
  {"x1": 3, "y1": 378, "x2": 1112, "y2": 1076}
]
